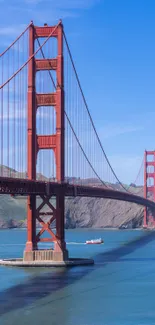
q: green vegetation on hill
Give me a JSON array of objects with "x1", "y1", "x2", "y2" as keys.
[
  {"x1": 0, "y1": 194, "x2": 144, "y2": 229},
  {"x1": 0, "y1": 165, "x2": 144, "y2": 229}
]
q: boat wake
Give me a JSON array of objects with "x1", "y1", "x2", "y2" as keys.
[{"x1": 66, "y1": 242, "x2": 86, "y2": 245}]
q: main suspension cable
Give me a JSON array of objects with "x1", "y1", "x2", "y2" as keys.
[
  {"x1": 36, "y1": 37, "x2": 108, "y2": 188},
  {"x1": 63, "y1": 31, "x2": 129, "y2": 193},
  {"x1": 0, "y1": 22, "x2": 33, "y2": 57},
  {"x1": 0, "y1": 21, "x2": 61, "y2": 89}
]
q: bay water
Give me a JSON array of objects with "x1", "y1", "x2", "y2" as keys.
[{"x1": 0, "y1": 228, "x2": 155, "y2": 325}]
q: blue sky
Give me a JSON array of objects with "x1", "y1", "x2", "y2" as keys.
[{"x1": 0, "y1": 0, "x2": 155, "y2": 183}]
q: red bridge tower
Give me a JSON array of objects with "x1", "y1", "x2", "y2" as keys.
[
  {"x1": 144, "y1": 150, "x2": 155, "y2": 228},
  {"x1": 24, "y1": 22, "x2": 68, "y2": 262}
]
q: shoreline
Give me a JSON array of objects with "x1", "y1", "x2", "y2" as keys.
[{"x1": 0, "y1": 226, "x2": 145, "y2": 231}]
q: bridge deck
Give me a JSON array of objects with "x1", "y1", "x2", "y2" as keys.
[{"x1": 0, "y1": 177, "x2": 154, "y2": 210}]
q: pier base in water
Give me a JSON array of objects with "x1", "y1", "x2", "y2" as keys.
[
  {"x1": 23, "y1": 249, "x2": 69, "y2": 262},
  {"x1": 0, "y1": 257, "x2": 94, "y2": 267}
]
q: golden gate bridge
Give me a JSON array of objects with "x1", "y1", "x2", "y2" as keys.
[{"x1": 0, "y1": 21, "x2": 155, "y2": 264}]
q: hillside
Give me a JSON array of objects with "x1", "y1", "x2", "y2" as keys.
[
  {"x1": 0, "y1": 166, "x2": 145, "y2": 229},
  {"x1": 0, "y1": 194, "x2": 144, "y2": 229}
]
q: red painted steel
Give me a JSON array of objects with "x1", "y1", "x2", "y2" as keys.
[
  {"x1": 25, "y1": 23, "x2": 37, "y2": 252},
  {"x1": 24, "y1": 22, "x2": 67, "y2": 258},
  {"x1": 55, "y1": 22, "x2": 66, "y2": 254},
  {"x1": 144, "y1": 150, "x2": 155, "y2": 228},
  {"x1": 34, "y1": 26, "x2": 58, "y2": 38},
  {"x1": 35, "y1": 59, "x2": 57, "y2": 71},
  {"x1": 37, "y1": 135, "x2": 56, "y2": 150},
  {"x1": 36, "y1": 93, "x2": 56, "y2": 106}
]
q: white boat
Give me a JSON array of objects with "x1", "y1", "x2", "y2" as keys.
[{"x1": 86, "y1": 238, "x2": 104, "y2": 244}]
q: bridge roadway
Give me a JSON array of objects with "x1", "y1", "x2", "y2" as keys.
[{"x1": 0, "y1": 177, "x2": 154, "y2": 210}]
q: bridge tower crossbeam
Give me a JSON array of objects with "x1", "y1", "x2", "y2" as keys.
[{"x1": 24, "y1": 22, "x2": 68, "y2": 262}]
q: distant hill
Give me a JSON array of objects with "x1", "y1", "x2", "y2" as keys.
[
  {"x1": 0, "y1": 194, "x2": 144, "y2": 229},
  {"x1": 0, "y1": 165, "x2": 145, "y2": 229}
]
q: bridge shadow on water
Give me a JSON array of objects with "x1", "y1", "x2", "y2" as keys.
[
  {"x1": 95, "y1": 230, "x2": 155, "y2": 263},
  {"x1": 0, "y1": 230, "x2": 155, "y2": 316}
]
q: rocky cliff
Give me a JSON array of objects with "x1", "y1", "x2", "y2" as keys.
[{"x1": 0, "y1": 194, "x2": 144, "y2": 229}]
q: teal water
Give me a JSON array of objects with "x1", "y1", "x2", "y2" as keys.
[{"x1": 0, "y1": 228, "x2": 155, "y2": 325}]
